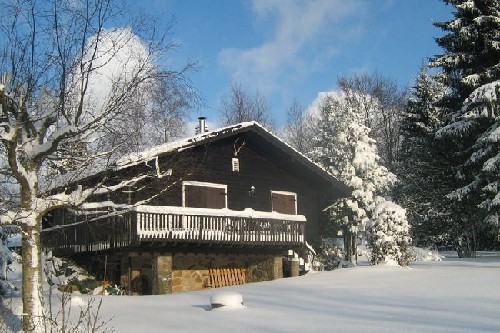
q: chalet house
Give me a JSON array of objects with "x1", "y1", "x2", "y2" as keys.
[{"x1": 42, "y1": 119, "x2": 350, "y2": 295}]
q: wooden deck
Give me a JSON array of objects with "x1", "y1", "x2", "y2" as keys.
[{"x1": 42, "y1": 206, "x2": 306, "y2": 254}]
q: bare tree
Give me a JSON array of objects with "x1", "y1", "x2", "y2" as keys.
[
  {"x1": 101, "y1": 61, "x2": 199, "y2": 157},
  {"x1": 281, "y1": 100, "x2": 316, "y2": 154},
  {"x1": 0, "y1": 0, "x2": 195, "y2": 331},
  {"x1": 338, "y1": 73, "x2": 408, "y2": 169},
  {"x1": 219, "y1": 82, "x2": 274, "y2": 129}
]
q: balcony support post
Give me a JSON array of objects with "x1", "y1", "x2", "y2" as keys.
[
  {"x1": 152, "y1": 253, "x2": 173, "y2": 294},
  {"x1": 273, "y1": 255, "x2": 284, "y2": 280},
  {"x1": 290, "y1": 258, "x2": 300, "y2": 277}
]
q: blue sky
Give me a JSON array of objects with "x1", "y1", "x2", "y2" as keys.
[{"x1": 125, "y1": 0, "x2": 454, "y2": 128}]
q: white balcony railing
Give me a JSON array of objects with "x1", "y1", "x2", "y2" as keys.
[
  {"x1": 42, "y1": 206, "x2": 306, "y2": 254},
  {"x1": 134, "y1": 206, "x2": 306, "y2": 244}
]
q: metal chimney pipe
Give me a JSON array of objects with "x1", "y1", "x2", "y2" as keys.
[{"x1": 197, "y1": 116, "x2": 207, "y2": 134}]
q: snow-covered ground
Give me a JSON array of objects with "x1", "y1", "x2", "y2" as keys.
[
  {"x1": 2, "y1": 252, "x2": 500, "y2": 332},
  {"x1": 88, "y1": 254, "x2": 500, "y2": 332}
]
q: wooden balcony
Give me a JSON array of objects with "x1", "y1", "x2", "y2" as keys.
[{"x1": 42, "y1": 206, "x2": 306, "y2": 254}]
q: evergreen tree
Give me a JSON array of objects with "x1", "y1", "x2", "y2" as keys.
[
  {"x1": 313, "y1": 94, "x2": 410, "y2": 265},
  {"x1": 396, "y1": 66, "x2": 453, "y2": 246},
  {"x1": 337, "y1": 73, "x2": 407, "y2": 170},
  {"x1": 431, "y1": 0, "x2": 500, "y2": 254}
]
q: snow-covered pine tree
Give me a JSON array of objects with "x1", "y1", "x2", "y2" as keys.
[
  {"x1": 337, "y1": 73, "x2": 407, "y2": 170},
  {"x1": 312, "y1": 93, "x2": 411, "y2": 265},
  {"x1": 431, "y1": 0, "x2": 500, "y2": 255},
  {"x1": 395, "y1": 66, "x2": 453, "y2": 246}
]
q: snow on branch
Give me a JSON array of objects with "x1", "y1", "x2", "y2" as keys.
[
  {"x1": 42, "y1": 170, "x2": 159, "y2": 213},
  {"x1": 446, "y1": 177, "x2": 482, "y2": 202},
  {"x1": 42, "y1": 177, "x2": 183, "y2": 231},
  {"x1": 482, "y1": 151, "x2": 500, "y2": 173},
  {"x1": 438, "y1": 81, "x2": 499, "y2": 139},
  {"x1": 92, "y1": 174, "x2": 149, "y2": 195}
]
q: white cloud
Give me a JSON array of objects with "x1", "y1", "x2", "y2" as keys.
[
  {"x1": 218, "y1": 0, "x2": 363, "y2": 93},
  {"x1": 77, "y1": 28, "x2": 153, "y2": 113},
  {"x1": 305, "y1": 90, "x2": 344, "y2": 118}
]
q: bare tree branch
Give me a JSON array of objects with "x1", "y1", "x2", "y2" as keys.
[
  {"x1": 219, "y1": 82, "x2": 274, "y2": 129},
  {"x1": 0, "y1": 0, "x2": 198, "y2": 330}
]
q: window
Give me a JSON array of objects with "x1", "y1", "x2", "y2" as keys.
[
  {"x1": 271, "y1": 191, "x2": 297, "y2": 215},
  {"x1": 182, "y1": 181, "x2": 227, "y2": 209}
]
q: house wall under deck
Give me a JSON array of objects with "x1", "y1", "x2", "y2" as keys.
[{"x1": 81, "y1": 247, "x2": 284, "y2": 295}]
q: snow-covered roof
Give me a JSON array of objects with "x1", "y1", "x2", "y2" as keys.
[
  {"x1": 112, "y1": 121, "x2": 350, "y2": 194},
  {"x1": 114, "y1": 121, "x2": 258, "y2": 169}
]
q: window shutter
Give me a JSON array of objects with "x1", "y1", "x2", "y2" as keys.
[
  {"x1": 185, "y1": 185, "x2": 226, "y2": 209},
  {"x1": 271, "y1": 192, "x2": 297, "y2": 215}
]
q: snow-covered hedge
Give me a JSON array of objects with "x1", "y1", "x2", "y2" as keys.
[
  {"x1": 315, "y1": 238, "x2": 343, "y2": 270},
  {"x1": 368, "y1": 199, "x2": 412, "y2": 266}
]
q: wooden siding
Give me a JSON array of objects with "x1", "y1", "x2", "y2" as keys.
[
  {"x1": 146, "y1": 137, "x2": 328, "y2": 245},
  {"x1": 42, "y1": 133, "x2": 334, "y2": 250}
]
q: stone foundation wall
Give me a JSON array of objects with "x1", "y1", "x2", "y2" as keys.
[
  {"x1": 119, "y1": 250, "x2": 284, "y2": 294},
  {"x1": 171, "y1": 269, "x2": 209, "y2": 292},
  {"x1": 171, "y1": 252, "x2": 283, "y2": 293}
]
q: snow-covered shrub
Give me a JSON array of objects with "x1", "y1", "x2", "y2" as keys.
[
  {"x1": 368, "y1": 199, "x2": 412, "y2": 266},
  {"x1": 44, "y1": 251, "x2": 101, "y2": 294},
  {"x1": 0, "y1": 244, "x2": 13, "y2": 279},
  {"x1": 411, "y1": 247, "x2": 443, "y2": 261},
  {"x1": 0, "y1": 225, "x2": 21, "y2": 253},
  {"x1": 316, "y1": 238, "x2": 343, "y2": 270},
  {"x1": 0, "y1": 227, "x2": 21, "y2": 296},
  {"x1": 0, "y1": 243, "x2": 14, "y2": 295}
]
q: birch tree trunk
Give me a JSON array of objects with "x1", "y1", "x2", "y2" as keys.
[
  {"x1": 21, "y1": 220, "x2": 44, "y2": 332},
  {"x1": 18, "y1": 174, "x2": 45, "y2": 332}
]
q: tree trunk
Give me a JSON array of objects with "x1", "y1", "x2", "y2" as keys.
[
  {"x1": 344, "y1": 232, "x2": 355, "y2": 262},
  {"x1": 21, "y1": 219, "x2": 45, "y2": 332},
  {"x1": 456, "y1": 233, "x2": 476, "y2": 258}
]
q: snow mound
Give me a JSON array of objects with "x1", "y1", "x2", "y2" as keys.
[
  {"x1": 210, "y1": 291, "x2": 246, "y2": 310},
  {"x1": 70, "y1": 295, "x2": 85, "y2": 306},
  {"x1": 412, "y1": 247, "x2": 443, "y2": 261},
  {"x1": 381, "y1": 258, "x2": 401, "y2": 267}
]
